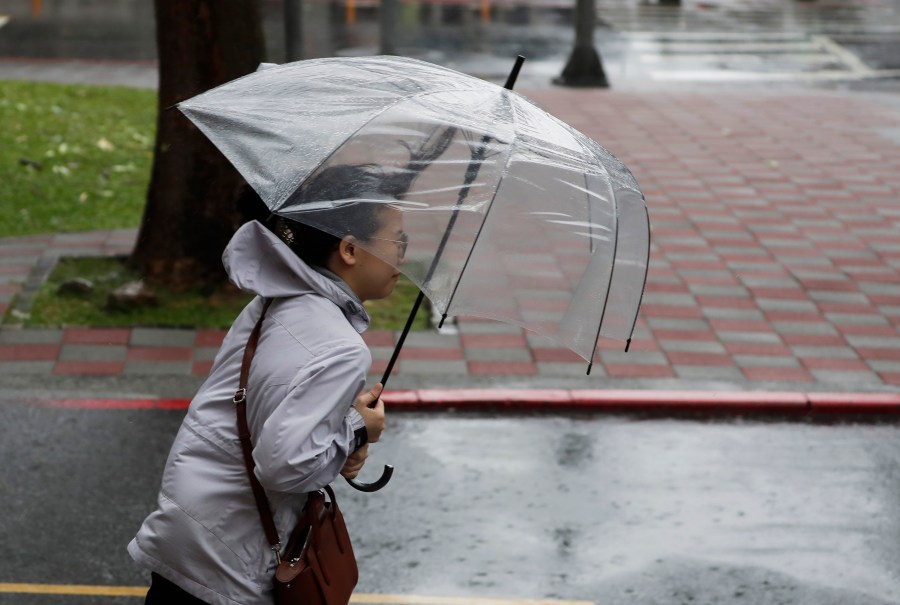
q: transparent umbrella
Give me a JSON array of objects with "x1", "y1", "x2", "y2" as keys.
[{"x1": 178, "y1": 55, "x2": 650, "y2": 490}]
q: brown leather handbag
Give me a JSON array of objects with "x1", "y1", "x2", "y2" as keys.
[{"x1": 235, "y1": 299, "x2": 359, "y2": 605}]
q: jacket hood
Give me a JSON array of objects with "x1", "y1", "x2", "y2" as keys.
[{"x1": 223, "y1": 220, "x2": 370, "y2": 332}]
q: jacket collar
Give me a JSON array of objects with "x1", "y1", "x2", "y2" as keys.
[{"x1": 223, "y1": 220, "x2": 370, "y2": 333}]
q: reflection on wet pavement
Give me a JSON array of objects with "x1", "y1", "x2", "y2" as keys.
[
  {"x1": 0, "y1": 0, "x2": 898, "y2": 88},
  {"x1": 341, "y1": 414, "x2": 900, "y2": 604}
]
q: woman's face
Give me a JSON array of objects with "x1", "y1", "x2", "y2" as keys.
[{"x1": 353, "y1": 206, "x2": 406, "y2": 302}]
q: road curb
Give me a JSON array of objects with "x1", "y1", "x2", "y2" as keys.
[
  {"x1": 32, "y1": 389, "x2": 900, "y2": 416},
  {"x1": 386, "y1": 389, "x2": 900, "y2": 415}
]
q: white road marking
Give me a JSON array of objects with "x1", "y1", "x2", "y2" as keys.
[{"x1": 621, "y1": 30, "x2": 889, "y2": 82}]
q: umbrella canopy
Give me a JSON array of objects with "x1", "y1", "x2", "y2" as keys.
[{"x1": 178, "y1": 56, "x2": 649, "y2": 362}]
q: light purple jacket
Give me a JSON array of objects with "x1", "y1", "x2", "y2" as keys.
[{"x1": 128, "y1": 220, "x2": 370, "y2": 605}]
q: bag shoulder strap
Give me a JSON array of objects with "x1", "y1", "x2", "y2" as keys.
[{"x1": 234, "y1": 298, "x2": 283, "y2": 559}]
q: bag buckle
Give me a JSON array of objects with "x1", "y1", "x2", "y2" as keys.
[
  {"x1": 272, "y1": 542, "x2": 283, "y2": 565},
  {"x1": 233, "y1": 388, "x2": 247, "y2": 404}
]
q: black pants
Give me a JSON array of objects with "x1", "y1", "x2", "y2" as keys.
[{"x1": 145, "y1": 572, "x2": 210, "y2": 605}]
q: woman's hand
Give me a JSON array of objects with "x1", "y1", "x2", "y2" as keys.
[
  {"x1": 341, "y1": 444, "x2": 369, "y2": 479},
  {"x1": 354, "y1": 383, "x2": 385, "y2": 443}
]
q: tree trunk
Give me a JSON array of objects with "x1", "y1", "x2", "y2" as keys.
[
  {"x1": 130, "y1": 0, "x2": 267, "y2": 290},
  {"x1": 554, "y1": 0, "x2": 609, "y2": 88}
]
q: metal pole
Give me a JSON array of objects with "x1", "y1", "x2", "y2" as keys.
[
  {"x1": 380, "y1": 0, "x2": 398, "y2": 54},
  {"x1": 554, "y1": 0, "x2": 608, "y2": 87},
  {"x1": 285, "y1": 0, "x2": 303, "y2": 61}
]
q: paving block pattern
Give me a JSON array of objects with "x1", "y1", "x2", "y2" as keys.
[{"x1": 1, "y1": 90, "x2": 899, "y2": 389}]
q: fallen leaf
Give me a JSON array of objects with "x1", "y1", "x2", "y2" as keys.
[{"x1": 18, "y1": 157, "x2": 43, "y2": 170}]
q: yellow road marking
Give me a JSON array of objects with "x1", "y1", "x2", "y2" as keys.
[
  {"x1": 0, "y1": 583, "x2": 595, "y2": 605},
  {"x1": 0, "y1": 583, "x2": 146, "y2": 597}
]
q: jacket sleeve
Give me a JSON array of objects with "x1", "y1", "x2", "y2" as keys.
[{"x1": 251, "y1": 341, "x2": 370, "y2": 494}]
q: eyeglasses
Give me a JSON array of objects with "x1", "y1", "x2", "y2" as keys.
[{"x1": 367, "y1": 232, "x2": 408, "y2": 260}]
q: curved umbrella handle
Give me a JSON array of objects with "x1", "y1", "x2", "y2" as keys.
[{"x1": 345, "y1": 464, "x2": 394, "y2": 492}]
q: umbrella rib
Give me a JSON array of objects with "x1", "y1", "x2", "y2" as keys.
[
  {"x1": 586, "y1": 175, "x2": 621, "y2": 376},
  {"x1": 431, "y1": 57, "x2": 525, "y2": 325},
  {"x1": 623, "y1": 204, "x2": 652, "y2": 353},
  {"x1": 437, "y1": 95, "x2": 518, "y2": 328},
  {"x1": 381, "y1": 64, "x2": 527, "y2": 386},
  {"x1": 380, "y1": 127, "x2": 499, "y2": 384},
  {"x1": 380, "y1": 60, "x2": 528, "y2": 389},
  {"x1": 587, "y1": 172, "x2": 595, "y2": 256},
  {"x1": 274, "y1": 89, "x2": 465, "y2": 213},
  {"x1": 272, "y1": 101, "x2": 409, "y2": 213}
]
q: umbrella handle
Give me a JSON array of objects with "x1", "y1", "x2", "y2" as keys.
[{"x1": 345, "y1": 464, "x2": 394, "y2": 492}]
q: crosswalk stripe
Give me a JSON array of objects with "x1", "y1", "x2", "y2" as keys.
[
  {"x1": 812, "y1": 34, "x2": 873, "y2": 75},
  {"x1": 629, "y1": 40, "x2": 823, "y2": 52},
  {"x1": 612, "y1": 28, "x2": 884, "y2": 82},
  {"x1": 639, "y1": 52, "x2": 837, "y2": 63},
  {"x1": 625, "y1": 31, "x2": 809, "y2": 41},
  {"x1": 647, "y1": 68, "x2": 885, "y2": 82}
]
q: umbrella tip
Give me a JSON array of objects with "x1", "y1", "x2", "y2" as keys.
[
  {"x1": 438, "y1": 314, "x2": 447, "y2": 329},
  {"x1": 625, "y1": 338, "x2": 632, "y2": 353},
  {"x1": 503, "y1": 56, "x2": 527, "y2": 90},
  {"x1": 586, "y1": 361, "x2": 593, "y2": 376}
]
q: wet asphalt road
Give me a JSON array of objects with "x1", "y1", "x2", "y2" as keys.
[{"x1": 2, "y1": 400, "x2": 900, "y2": 604}]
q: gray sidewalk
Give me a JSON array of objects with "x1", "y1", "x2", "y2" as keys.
[{"x1": 2, "y1": 59, "x2": 900, "y2": 398}]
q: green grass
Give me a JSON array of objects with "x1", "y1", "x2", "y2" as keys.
[
  {"x1": 3, "y1": 81, "x2": 429, "y2": 332},
  {"x1": 0, "y1": 80, "x2": 155, "y2": 237},
  {"x1": 24, "y1": 256, "x2": 429, "y2": 331},
  {"x1": 362, "y1": 272, "x2": 428, "y2": 331}
]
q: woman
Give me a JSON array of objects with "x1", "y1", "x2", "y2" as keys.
[{"x1": 129, "y1": 165, "x2": 409, "y2": 605}]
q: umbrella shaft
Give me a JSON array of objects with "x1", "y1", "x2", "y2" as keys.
[
  {"x1": 380, "y1": 290, "x2": 426, "y2": 387},
  {"x1": 504, "y1": 56, "x2": 526, "y2": 90},
  {"x1": 379, "y1": 56, "x2": 527, "y2": 388}
]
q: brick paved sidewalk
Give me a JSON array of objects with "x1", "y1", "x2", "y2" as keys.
[{"x1": 2, "y1": 89, "x2": 899, "y2": 392}]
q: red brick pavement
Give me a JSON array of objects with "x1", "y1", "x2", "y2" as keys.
[{"x1": 1, "y1": 90, "x2": 899, "y2": 389}]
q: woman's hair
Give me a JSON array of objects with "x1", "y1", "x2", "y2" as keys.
[
  {"x1": 271, "y1": 164, "x2": 407, "y2": 267},
  {"x1": 270, "y1": 129, "x2": 456, "y2": 266}
]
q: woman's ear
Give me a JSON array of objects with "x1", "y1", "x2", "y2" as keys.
[{"x1": 337, "y1": 237, "x2": 359, "y2": 267}]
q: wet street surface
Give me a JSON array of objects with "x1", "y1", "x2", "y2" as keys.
[
  {"x1": 2, "y1": 2, "x2": 900, "y2": 604},
  {"x1": 2, "y1": 400, "x2": 900, "y2": 604},
  {"x1": 1, "y1": 0, "x2": 899, "y2": 89}
]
